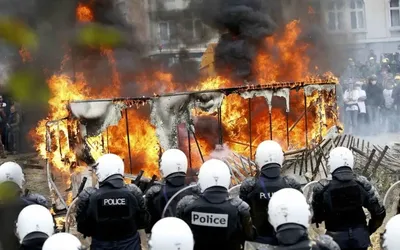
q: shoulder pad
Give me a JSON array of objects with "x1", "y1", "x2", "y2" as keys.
[
  {"x1": 191, "y1": 184, "x2": 201, "y2": 195},
  {"x1": 176, "y1": 195, "x2": 197, "y2": 215},
  {"x1": 125, "y1": 183, "x2": 144, "y2": 197},
  {"x1": 240, "y1": 177, "x2": 256, "y2": 193},
  {"x1": 229, "y1": 197, "x2": 250, "y2": 213},
  {"x1": 315, "y1": 235, "x2": 341, "y2": 250},
  {"x1": 145, "y1": 185, "x2": 161, "y2": 199},
  {"x1": 355, "y1": 175, "x2": 383, "y2": 202},
  {"x1": 25, "y1": 193, "x2": 48, "y2": 207},
  {"x1": 78, "y1": 187, "x2": 96, "y2": 201},
  {"x1": 283, "y1": 176, "x2": 302, "y2": 190},
  {"x1": 313, "y1": 179, "x2": 330, "y2": 193}
]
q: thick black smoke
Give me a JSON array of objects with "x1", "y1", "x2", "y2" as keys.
[
  {"x1": 188, "y1": 0, "x2": 277, "y2": 79},
  {"x1": 0, "y1": 0, "x2": 146, "y2": 152}
]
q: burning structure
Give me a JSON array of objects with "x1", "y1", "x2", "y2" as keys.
[{"x1": 21, "y1": 0, "x2": 345, "y2": 221}]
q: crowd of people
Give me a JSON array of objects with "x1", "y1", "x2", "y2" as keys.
[
  {"x1": 0, "y1": 139, "x2": 400, "y2": 250},
  {"x1": 0, "y1": 95, "x2": 20, "y2": 157},
  {"x1": 338, "y1": 50, "x2": 400, "y2": 135}
]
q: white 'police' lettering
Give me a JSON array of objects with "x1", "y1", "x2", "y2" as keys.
[
  {"x1": 191, "y1": 211, "x2": 228, "y2": 228},
  {"x1": 259, "y1": 192, "x2": 274, "y2": 199},
  {"x1": 103, "y1": 198, "x2": 126, "y2": 206}
]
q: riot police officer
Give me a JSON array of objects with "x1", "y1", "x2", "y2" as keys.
[
  {"x1": 16, "y1": 204, "x2": 55, "y2": 250},
  {"x1": 382, "y1": 214, "x2": 400, "y2": 250},
  {"x1": 0, "y1": 162, "x2": 48, "y2": 250},
  {"x1": 268, "y1": 188, "x2": 340, "y2": 250},
  {"x1": 145, "y1": 149, "x2": 192, "y2": 230},
  {"x1": 239, "y1": 140, "x2": 302, "y2": 245},
  {"x1": 176, "y1": 159, "x2": 254, "y2": 250},
  {"x1": 149, "y1": 217, "x2": 194, "y2": 250},
  {"x1": 76, "y1": 153, "x2": 149, "y2": 250},
  {"x1": 42, "y1": 233, "x2": 83, "y2": 250},
  {"x1": 312, "y1": 147, "x2": 386, "y2": 250}
]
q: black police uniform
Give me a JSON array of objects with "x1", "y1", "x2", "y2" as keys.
[
  {"x1": 267, "y1": 224, "x2": 341, "y2": 250},
  {"x1": 145, "y1": 172, "x2": 193, "y2": 232},
  {"x1": 176, "y1": 186, "x2": 254, "y2": 250},
  {"x1": 239, "y1": 163, "x2": 302, "y2": 245},
  {"x1": 76, "y1": 175, "x2": 149, "y2": 250},
  {"x1": 312, "y1": 167, "x2": 386, "y2": 250},
  {"x1": 0, "y1": 182, "x2": 48, "y2": 250},
  {"x1": 19, "y1": 232, "x2": 49, "y2": 250}
]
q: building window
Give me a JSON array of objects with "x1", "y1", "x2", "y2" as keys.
[
  {"x1": 350, "y1": 0, "x2": 365, "y2": 29},
  {"x1": 324, "y1": 0, "x2": 365, "y2": 31},
  {"x1": 193, "y1": 19, "x2": 204, "y2": 39},
  {"x1": 159, "y1": 22, "x2": 169, "y2": 41},
  {"x1": 326, "y1": 0, "x2": 345, "y2": 31},
  {"x1": 182, "y1": 19, "x2": 205, "y2": 40},
  {"x1": 390, "y1": 0, "x2": 400, "y2": 27}
]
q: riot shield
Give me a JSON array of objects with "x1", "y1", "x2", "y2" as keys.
[
  {"x1": 244, "y1": 241, "x2": 277, "y2": 250},
  {"x1": 65, "y1": 197, "x2": 92, "y2": 246},
  {"x1": 302, "y1": 181, "x2": 325, "y2": 237},
  {"x1": 65, "y1": 197, "x2": 79, "y2": 233},
  {"x1": 161, "y1": 184, "x2": 198, "y2": 218},
  {"x1": 383, "y1": 180, "x2": 400, "y2": 222},
  {"x1": 229, "y1": 184, "x2": 241, "y2": 198},
  {"x1": 302, "y1": 181, "x2": 318, "y2": 204}
]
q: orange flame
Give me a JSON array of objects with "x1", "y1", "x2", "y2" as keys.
[
  {"x1": 31, "y1": 20, "x2": 338, "y2": 177},
  {"x1": 19, "y1": 47, "x2": 32, "y2": 63},
  {"x1": 76, "y1": 3, "x2": 93, "y2": 22}
]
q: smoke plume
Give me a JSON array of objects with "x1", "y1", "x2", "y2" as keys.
[{"x1": 188, "y1": 0, "x2": 277, "y2": 79}]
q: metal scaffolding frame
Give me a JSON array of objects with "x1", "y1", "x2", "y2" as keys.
[{"x1": 44, "y1": 81, "x2": 337, "y2": 211}]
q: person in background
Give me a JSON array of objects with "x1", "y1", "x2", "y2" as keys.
[
  {"x1": 7, "y1": 104, "x2": 20, "y2": 155},
  {"x1": 343, "y1": 58, "x2": 361, "y2": 79},
  {"x1": 312, "y1": 147, "x2": 386, "y2": 250},
  {"x1": 268, "y1": 188, "x2": 340, "y2": 250},
  {"x1": 149, "y1": 217, "x2": 194, "y2": 250},
  {"x1": 368, "y1": 49, "x2": 377, "y2": 62},
  {"x1": 365, "y1": 75, "x2": 384, "y2": 135},
  {"x1": 16, "y1": 204, "x2": 55, "y2": 249},
  {"x1": 76, "y1": 153, "x2": 149, "y2": 250},
  {"x1": 382, "y1": 214, "x2": 400, "y2": 250},
  {"x1": 392, "y1": 75, "x2": 400, "y2": 132},
  {"x1": 42, "y1": 233, "x2": 83, "y2": 250},
  {"x1": 355, "y1": 81, "x2": 367, "y2": 135},
  {"x1": 177, "y1": 159, "x2": 254, "y2": 250},
  {"x1": 0, "y1": 162, "x2": 48, "y2": 250},
  {"x1": 383, "y1": 81, "x2": 396, "y2": 132},
  {"x1": 365, "y1": 57, "x2": 380, "y2": 77},
  {"x1": 239, "y1": 140, "x2": 302, "y2": 245},
  {"x1": 145, "y1": 149, "x2": 192, "y2": 232},
  {"x1": 343, "y1": 82, "x2": 361, "y2": 134}
]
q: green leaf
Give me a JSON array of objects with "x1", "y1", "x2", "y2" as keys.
[
  {"x1": 0, "y1": 17, "x2": 38, "y2": 50},
  {"x1": 76, "y1": 24, "x2": 124, "y2": 48}
]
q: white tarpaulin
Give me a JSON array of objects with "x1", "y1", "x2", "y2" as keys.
[{"x1": 69, "y1": 101, "x2": 125, "y2": 137}]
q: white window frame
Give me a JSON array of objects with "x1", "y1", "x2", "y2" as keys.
[
  {"x1": 325, "y1": 0, "x2": 346, "y2": 31},
  {"x1": 158, "y1": 21, "x2": 170, "y2": 41},
  {"x1": 193, "y1": 19, "x2": 204, "y2": 40},
  {"x1": 390, "y1": 0, "x2": 400, "y2": 28},
  {"x1": 323, "y1": 0, "x2": 366, "y2": 33},
  {"x1": 349, "y1": 0, "x2": 366, "y2": 31}
]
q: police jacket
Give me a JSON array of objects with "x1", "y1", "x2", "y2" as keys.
[
  {"x1": 145, "y1": 172, "x2": 191, "y2": 232},
  {"x1": 239, "y1": 164, "x2": 302, "y2": 238},
  {"x1": 273, "y1": 224, "x2": 340, "y2": 250},
  {"x1": 19, "y1": 232, "x2": 48, "y2": 250},
  {"x1": 0, "y1": 183, "x2": 48, "y2": 250},
  {"x1": 312, "y1": 167, "x2": 386, "y2": 234},
  {"x1": 76, "y1": 175, "x2": 149, "y2": 241},
  {"x1": 176, "y1": 186, "x2": 254, "y2": 250}
]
